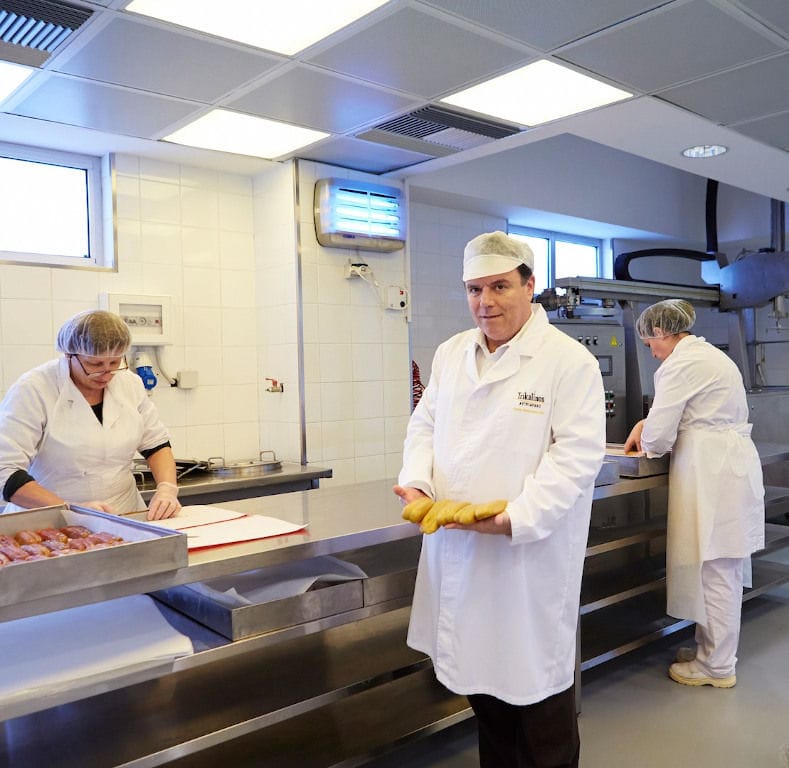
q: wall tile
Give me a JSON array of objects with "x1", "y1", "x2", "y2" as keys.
[
  {"x1": 183, "y1": 227, "x2": 220, "y2": 268},
  {"x1": 184, "y1": 267, "x2": 221, "y2": 307},
  {"x1": 0, "y1": 264, "x2": 51, "y2": 299},
  {"x1": 1, "y1": 299, "x2": 52, "y2": 344},
  {"x1": 181, "y1": 186, "x2": 219, "y2": 230},
  {"x1": 352, "y1": 380, "x2": 384, "y2": 419},
  {"x1": 221, "y1": 269, "x2": 256, "y2": 308},
  {"x1": 140, "y1": 180, "x2": 180, "y2": 224}
]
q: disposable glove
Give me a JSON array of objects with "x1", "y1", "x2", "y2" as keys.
[{"x1": 148, "y1": 481, "x2": 181, "y2": 520}]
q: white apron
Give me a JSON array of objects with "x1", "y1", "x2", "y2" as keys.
[
  {"x1": 4, "y1": 375, "x2": 145, "y2": 513},
  {"x1": 666, "y1": 425, "x2": 764, "y2": 624}
]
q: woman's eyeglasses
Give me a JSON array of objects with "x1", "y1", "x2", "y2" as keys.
[{"x1": 70, "y1": 355, "x2": 129, "y2": 378}]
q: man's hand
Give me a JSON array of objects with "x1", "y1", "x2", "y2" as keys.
[
  {"x1": 445, "y1": 511, "x2": 512, "y2": 536},
  {"x1": 623, "y1": 419, "x2": 646, "y2": 454},
  {"x1": 393, "y1": 485, "x2": 428, "y2": 505}
]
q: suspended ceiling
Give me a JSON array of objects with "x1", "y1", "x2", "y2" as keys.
[{"x1": 0, "y1": 0, "x2": 787, "y2": 210}]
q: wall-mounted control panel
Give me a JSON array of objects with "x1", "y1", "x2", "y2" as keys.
[{"x1": 100, "y1": 293, "x2": 173, "y2": 345}]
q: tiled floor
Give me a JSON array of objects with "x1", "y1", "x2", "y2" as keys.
[{"x1": 362, "y1": 549, "x2": 789, "y2": 768}]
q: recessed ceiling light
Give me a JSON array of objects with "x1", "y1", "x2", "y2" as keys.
[
  {"x1": 440, "y1": 60, "x2": 631, "y2": 127},
  {"x1": 126, "y1": 0, "x2": 390, "y2": 55},
  {"x1": 163, "y1": 110, "x2": 329, "y2": 159},
  {"x1": 681, "y1": 144, "x2": 728, "y2": 158},
  {"x1": 0, "y1": 61, "x2": 35, "y2": 106}
]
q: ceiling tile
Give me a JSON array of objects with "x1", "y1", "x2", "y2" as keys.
[
  {"x1": 55, "y1": 18, "x2": 282, "y2": 102},
  {"x1": 657, "y1": 53, "x2": 789, "y2": 124},
  {"x1": 733, "y1": 111, "x2": 789, "y2": 151},
  {"x1": 307, "y1": 6, "x2": 529, "y2": 98},
  {"x1": 559, "y1": 0, "x2": 783, "y2": 92},
  {"x1": 418, "y1": 0, "x2": 666, "y2": 50},
  {"x1": 735, "y1": 0, "x2": 789, "y2": 36},
  {"x1": 297, "y1": 136, "x2": 434, "y2": 173},
  {"x1": 12, "y1": 75, "x2": 199, "y2": 137},
  {"x1": 227, "y1": 65, "x2": 417, "y2": 134}
]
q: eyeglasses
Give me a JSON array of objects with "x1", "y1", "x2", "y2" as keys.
[{"x1": 70, "y1": 355, "x2": 129, "y2": 378}]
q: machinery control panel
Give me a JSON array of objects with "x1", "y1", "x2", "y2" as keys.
[{"x1": 552, "y1": 318, "x2": 627, "y2": 442}]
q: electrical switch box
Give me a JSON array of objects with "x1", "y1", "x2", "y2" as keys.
[
  {"x1": 386, "y1": 285, "x2": 409, "y2": 310},
  {"x1": 100, "y1": 293, "x2": 173, "y2": 345}
]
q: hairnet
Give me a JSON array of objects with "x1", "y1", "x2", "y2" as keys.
[
  {"x1": 56, "y1": 310, "x2": 131, "y2": 356},
  {"x1": 636, "y1": 299, "x2": 696, "y2": 339},
  {"x1": 463, "y1": 231, "x2": 534, "y2": 281}
]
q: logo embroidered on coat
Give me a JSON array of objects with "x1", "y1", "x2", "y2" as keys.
[{"x1": 515, "y1": 390, "x2": 545, "y2": 413}]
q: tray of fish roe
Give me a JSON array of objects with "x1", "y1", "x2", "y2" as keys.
[{"x1": 0, "y1": 504, "x2": 187, "y2": 606}]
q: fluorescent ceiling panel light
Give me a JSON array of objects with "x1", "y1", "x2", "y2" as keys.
[
  {"x1": 126, "y1": 0, "x2": 390, "y2": 55},
  {"x1": 681, "y1": 144, "x2": 728, "y2": 158},
  {"x1": 441, "y1": 60, "x2": 631, "y2": 127},
  {"x1": 0, "y1": 60, "x2": 34, "y2": 105},
  {"x1": 163, "y1": 109, "x2": 329, "y2": 159}
]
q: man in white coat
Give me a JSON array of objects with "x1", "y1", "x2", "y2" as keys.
[
  {"x1": 624, "y1": 299, "x2": 764, "y2": 689},
  {"x1": 394, "y1": 231, "x2": 606, "y2": 768}
]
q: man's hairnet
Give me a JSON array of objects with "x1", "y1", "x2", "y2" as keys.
[
  {"x1": 463, "y1": 231, "x2": 534, "y2": 281},
  {"x1": 56, "y1": 310, "x2": 131, "y2": 356},
  {"x1": 636, "y1": 299, "x2": 696, "y2": 339}
]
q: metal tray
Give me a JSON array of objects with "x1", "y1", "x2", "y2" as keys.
[
  {"x1": 604, "y1": 444, "x2": 670, "y2": 477},
  {"x1": 0, "y1": 504, "x2": 187, "y2": 606},
  {"x1": 338, "y1": 538, "x2": 421, "y2": 606},
  {"x1": 152, "y1": 577, "x2": 364, "y2": 641}
]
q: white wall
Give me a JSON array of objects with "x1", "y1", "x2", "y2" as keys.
[
  {"x1": 0, "y1": 153, "x2": 261, "y2": 463},
  {"x1": 297, "y1": 160, "x2": 411, "y2": 485}
]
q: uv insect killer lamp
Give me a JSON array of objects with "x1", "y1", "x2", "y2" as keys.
[{"x1": 314, "y1": 178, "x2": 406, "y2": 252}]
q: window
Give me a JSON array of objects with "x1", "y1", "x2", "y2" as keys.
[
  {"x1": 508, "y1": 225, "x2": 601, "y2": 295},
  {"x1": 0, "y1": 142, "x2": 113, "y2": 269}
]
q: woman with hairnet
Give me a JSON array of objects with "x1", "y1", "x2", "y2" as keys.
[
  {"x1": 624, "y1": 299, "x2": 764, "y2": 688},
  {"x1": 0, "y1": 309, "x2": 180, "y2": 520}
]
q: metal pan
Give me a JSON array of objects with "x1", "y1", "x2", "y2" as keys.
[{"x1": 204, "y1": 450, "x2": 282, "y2": 477}]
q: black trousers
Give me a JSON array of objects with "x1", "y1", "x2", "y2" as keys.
[{"x1": 468, "y1": 685, "x2": 579, "y2": 768}]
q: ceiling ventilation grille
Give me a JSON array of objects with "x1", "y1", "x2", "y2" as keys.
[
  {"x1": 0, "y1": 0, "x2": 91, "y2": 66},
  {"x1": 357, "y1": 105, "x2": 521, "y2": 157}
]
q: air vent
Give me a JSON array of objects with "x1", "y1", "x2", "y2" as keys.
[
  {"x1": 356, "y1": 105, "x2": 521, "y2": 156},
  {"x1": 0, "y1": 0, "x2": 92, "y2": 66}
]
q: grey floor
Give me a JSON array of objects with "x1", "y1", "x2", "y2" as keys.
[{"x1": 362, "y1": 547, "x2": 789, "y2": 768}]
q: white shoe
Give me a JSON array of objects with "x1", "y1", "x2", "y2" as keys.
[
  {"x1": 674, "y1": 646, "x2": 696, "y2": 663},
  {"x1": 668, "y1": 661, "x2": 736, "y2": 688}
]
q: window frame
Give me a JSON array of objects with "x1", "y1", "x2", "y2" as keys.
[
  {"x1": 0, "y1": 141, "x2": 115, "y2": 270},
  {"x1": 508, "y1": 224, "x2": 602, "y2": 290}
]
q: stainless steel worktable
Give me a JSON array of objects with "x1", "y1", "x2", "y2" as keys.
[
  {"x1": 3, "y1": 474, "x2": 788, "y2": 768},
  {"x1": 0, "y1": 475, "x2": 660, "y2": 624}
]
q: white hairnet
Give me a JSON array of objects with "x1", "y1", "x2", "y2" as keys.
[
  {"x1": 463, "y1": 231, "x2": 534, "y2": 281},
  {"x1": 636, "y1": 299, "x2": 696, "y2": 339},
  {"x1": 56, "y1": 310, "x2": 131, "y2": 356}
]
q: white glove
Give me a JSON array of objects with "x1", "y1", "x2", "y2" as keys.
[{"x1": 148, "y1": 481, "x2": 181, "y2": 520}]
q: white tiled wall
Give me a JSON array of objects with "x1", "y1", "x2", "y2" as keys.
[
  {"x1": 408, "y1": 202, "x2": 507, "y2": 379},
  {"x1": 298, "y1": 161, "x2": 411, "y2": 485},
  {"x1": 0, "y1": 153, "x2": 261, "y2": 464}
]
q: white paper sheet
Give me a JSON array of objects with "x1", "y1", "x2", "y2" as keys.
[
  {"x1": 0, "y1": 595, "x2": 193, "y2": 713},
  {"x1": 182, "y1": 514, "x2": 306, "y2": 550},
  {"x1": 148, "y1": 504, "x2": 247, "y2": 530},
  {"x1": 186, "y1": 556, "x2": 368, "y2": 607}
]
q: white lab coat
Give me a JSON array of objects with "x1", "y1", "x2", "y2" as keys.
[
  {"x1": 399, "y1": 304, "x2": 606, "y2": 705},
  {"x1": 640, "y1": 335, "x2": 765, "y2": 625},
  {"x1": 0, "y1": 358, "x2": 171, "y2": 513}
]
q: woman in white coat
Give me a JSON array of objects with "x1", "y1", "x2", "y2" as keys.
[
  {"x1": 624, "y1": 299, "x2": 764, "y2": 688},
  {"x1": 0, "y1": 309, "x2": 181, "y2": 520}
]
